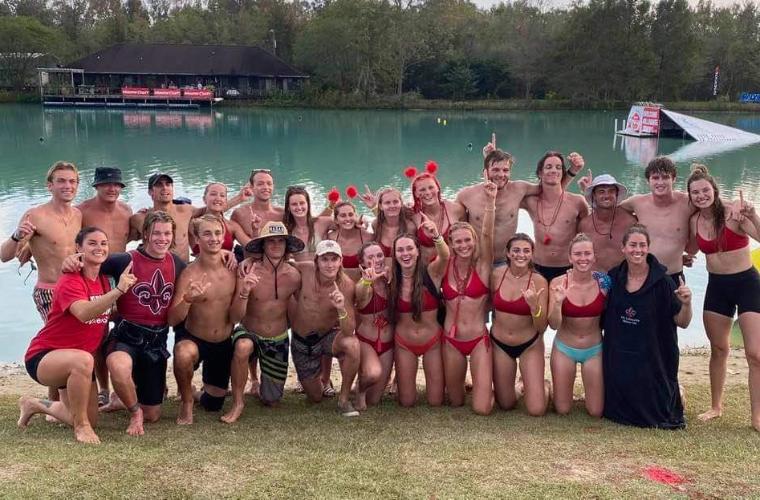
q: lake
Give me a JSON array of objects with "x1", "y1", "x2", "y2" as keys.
[{"x1": 1, "y1": 104, "x2": 759, "y2": 361}]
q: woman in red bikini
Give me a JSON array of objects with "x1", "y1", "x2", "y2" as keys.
[
  {"x1": 389, "y1": 214, "x2": 449, "y2": 407},
  {"x1": 548, "y1": 233, "x2": 608, "y2": 417},
  {"x1": 408, "y1": 163, "x2": 465, "y2": 263},
  {"x1": 687, "y1": 164, "x2": 760, "y2": 431},
  {"x1": 327, "y1": 201, "x2": 372, "y2": 281},
  {"x1": 354, "y1": 242, "x2": 394, "y2": 410},
  {"x1": 283, "y1": 186, "x2": 334, "y2": 262},
  {"x1": 368, "y1": 187, "x2": 416, "y2": 259},
  {"x1": 490, "y1": 233, "x2": 550, "y2": 416},
  {"x1": 190, "y1": 182, "x2": 251, "y2": 256},
  {"x1": 441, "y1": 178, "x2": 497, "y2": 415}
]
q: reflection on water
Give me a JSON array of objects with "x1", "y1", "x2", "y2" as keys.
[{"x1": 1, "y1": 105, "x2": 760, "y2": 361}]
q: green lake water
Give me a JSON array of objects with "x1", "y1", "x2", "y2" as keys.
[{"x1": 1, "y1": 104, "x2": 759, "y2": 361}]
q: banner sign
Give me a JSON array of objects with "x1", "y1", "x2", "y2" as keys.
[
  {"x1": 182, "y1": 89, "x2": 214, "y2": 100},
  {"x1": 121, "y1": 87, "x2": 150, "y2": 97},
  {"x1": 624, "y1": 105, "x2": 660, "y2": 136},
  {"x1": 740, "y1": 93, "x2": 760, "y2": 103},
  {"x1": 153, "y1": 88, "x2": 182, "y2": 97}
]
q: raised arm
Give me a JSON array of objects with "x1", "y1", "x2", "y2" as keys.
[
  {"x1": 70, "y1": 263, "x2": 136, "y2": 323},
  {"x1": 422, "y1": 212, "x2": 450, "y2": 280},
  {"x1": 736, "y1": 190, "x2": 760, "y2": 242},
  {"x1": 230, "y1": 261, "x2": 259, "y2": 325},
  {"x1": 167, "y1": 271, "x2": 211, "y2": 327},
  {"x1": 673, "y1": 276, "x2": 693, "y2": 329},
  {"x1": 547, "y1": 276, "x2": 566, "y2": 331},
  {"x1": 1, "y1": 210, "x2": 35, "y2": 262},
  {"x1": 332, "y1": 281, "x2": 356, "y2": 337},
  {"x1": 480, "y1": 177, "x2": 497, "y2": 265}
]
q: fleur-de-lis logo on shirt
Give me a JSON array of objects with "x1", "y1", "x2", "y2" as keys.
[
  {"x1": 132, "y1": 269, "x2": 174, "y2": 315},
  {"x1": 625, "y1": 307, "x2": 637, "y2": 318}
]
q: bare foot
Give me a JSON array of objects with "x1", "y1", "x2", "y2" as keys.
[
  {"x1": 45, "y1": 415, "x2": 61, "y2": 424},
  {"x1": 246, "y1": 380, "x2": 260, "y2": 398},
  {"x1": 698, "y1": 408, "x2": 723, "y2": 422},
  {"x1": 355, "y1": 391, "x2": 367, "y2": 412},
  {"x1": 220, "y1": 402, "x2": 244, "y2": 424},
  {"x1": 17, "y1": 396, "x2": 40, "y2": 429},
  {"x1": 574, "y1": 392, "x2": 586, "y2": 402},
  {"x1": 176, "y1": 400, "x2": 194, "y2": 425},
  {"x1": 100, "y1": 392, "x2": 125, "y2": 413},
  {"x1": 74, "y1": 424, "x2": 100, "y2": 444},
  {"x1": 126, "y1": 408, "x2": 145, "y2": 436}
]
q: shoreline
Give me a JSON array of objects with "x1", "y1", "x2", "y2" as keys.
[{"x1": 4, "y1": 91, "x2": 760, "y2": 112}]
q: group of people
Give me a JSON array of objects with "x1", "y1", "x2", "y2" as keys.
[{"x1": 4, "y1": 135, "x2": 759, "y2": 444}]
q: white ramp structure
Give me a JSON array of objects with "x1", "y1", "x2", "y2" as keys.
[
  {"x1": 618, "y1": 103, "x2": 760, "y2": 144},
  {"x1": 658, "y1": 109, "x2": 760, "y2": 143},
  {"x1": 617, "y1": 103, "x2": 760, "y2": 163}
]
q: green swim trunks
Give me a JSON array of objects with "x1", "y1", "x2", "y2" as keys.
[{"x1": 232, "y1": 326, "x2": 289, "y2": 404}]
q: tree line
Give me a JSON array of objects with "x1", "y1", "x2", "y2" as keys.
[{"x1": 1, "y1": 0, "x2": 759, "y2": 102}]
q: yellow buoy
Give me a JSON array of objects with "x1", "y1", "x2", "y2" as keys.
[
  {"x1": 443, "y1": 119, "x2": 447, "y2": 126},
  {"x1": 752, "y1": 248, "x2": 760, "y2": 270}
]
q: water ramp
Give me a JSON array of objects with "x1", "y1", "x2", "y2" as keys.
[
  {"x1": 659, "y1": 109, "x2": 760, "y2": 143},
  {"x1": 618, "y1": 103, "x2": 760, "y2": 144}
]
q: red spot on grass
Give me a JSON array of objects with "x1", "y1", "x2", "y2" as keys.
[{"x1": 643, "y1": 466, "x2": 687, "y2": 486}]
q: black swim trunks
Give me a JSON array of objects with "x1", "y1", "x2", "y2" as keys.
[
  {"x1": 174, "y1": 324, "x2": 233, "y2": 391},
  {"x1": 704, "y1": 267, "x2": 760, "y2": 318},
  {"x1": 533, "y1": 263, "x2": 571, "y2": 283}
]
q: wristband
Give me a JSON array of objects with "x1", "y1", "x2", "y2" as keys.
[
  {"x1": 238, "y1": 293, "x2": 250, "y2": 300},
  {"x1": 337, "y1": 310, "x2": 348, "y2": 321},
  {"x1": 10, "y1": 232, "x2": 21, "y2": 243},
  {"x1": 566, "y1": 169, "x2": 577, "y2": 178},
  {"x1": 532, "y1": 305, "x2": 542, "y2": 318},
  {"x1": 359, "y1": 278, "x2": 373, "y2": 287},
  {"x1": 116, "y1": 286, "x2": 126, "y2": 294}
]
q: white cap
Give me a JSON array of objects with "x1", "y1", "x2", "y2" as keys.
[{"x1": 315, "y1": 239, "x2": 342, "y2": 257}]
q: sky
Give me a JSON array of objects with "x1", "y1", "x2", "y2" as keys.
[{"x1": 470, "y1": 0, "x2": 745, "y2": 10}]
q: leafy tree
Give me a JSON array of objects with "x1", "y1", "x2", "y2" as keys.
[{"x1": 0, "y1": 16, "x2": 64, "y2": 89}]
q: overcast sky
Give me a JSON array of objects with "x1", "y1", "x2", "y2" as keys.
[{"x1": 470, "y1": 0, "x2": 743, "y2": 10}]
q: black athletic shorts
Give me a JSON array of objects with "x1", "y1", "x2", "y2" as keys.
[
  {"x1": 25, "y1": 349, "x2": 94, "y2": 389},
  {"x1": 704, "y1": 267, "x2": 760, "y2": 318},
  {"x1": 174, "y1": 325, "x2": 233, "y2": 390},
  {"x1": 106, "y1": 320, "x2": 170, "y2": 406}
]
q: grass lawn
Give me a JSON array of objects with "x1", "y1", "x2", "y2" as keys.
[{"x1": 1, "y1": 382, "x2": 758, "y2": 499}]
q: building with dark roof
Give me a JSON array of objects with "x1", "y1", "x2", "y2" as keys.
[{"x1": 45, "y1": 43, "x2": 308, "y2": 99}]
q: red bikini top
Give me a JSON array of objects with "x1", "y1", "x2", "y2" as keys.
[
  {"x1": 397, "y1": 288, "x2": 439, "y2": 314},
  {"x1": 417, "y1": 207, "x2": 452, "y2": 248},
  {"x1": 696, "y1": 214, "x2": 749, "y2": 255},
  {"x1": 358, "y1": 289, "x2": 388, "y2": 315},
  {"x1": 191, "y1": 219, "x2": 234, "y2": 256},
  {"x1": 492, "y1": 270, "x2": 533, "y2": 316},
  {"x1": 336, "y1": 230, "x2": 364, "y2": 269},
  {"x1": 380, "y1": 241, "x2": 392, "y2": 258},
  {"x1": 561, "y1": 277, "x2": 605, "y2": 318},
  {"x1": 442, "y1": 262, "x2": 489, "y2": 301}
]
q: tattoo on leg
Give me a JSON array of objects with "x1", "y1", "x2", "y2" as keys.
[{"x1": 40, "y1": 399, "x2": 53, "y2": 408}]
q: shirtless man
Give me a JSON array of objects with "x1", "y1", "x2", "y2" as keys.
[
  {"x1": 1, "y1": 161, "x2": 82, "y2": 322},
  {"x1": 168, "y1": 215, "x2": 237, "y2": 425},
  {"x1": 457, "y1": 135, "x2": 582, "y2": 264},
  {"x1": 521, "y1": 151, "x2": 590, "y2": 282},
  {"x1": 290, "y1": 240, "x2": 361, "y2": 417},
  {"x1": 130, "y1": 173, "x2": 194, "y2": 262},
  {"x1": 231, "y1": 169, "x2": 284, "y2": 239},
  {"x1": 577, "y1": 174, "x2": 637, "y2": 272},
  {"x1": 77, "y1": 167, "x2": 133, "y2": 404},
  {"x1": 221, "y1": 221, "x2": 303, "y2": 424},
  {"x1": 617, "y1": 157, "x2": 694, "y2": 282},
  {"x1": 78, "y1": 168, "x2": 133, "y2": 253}
]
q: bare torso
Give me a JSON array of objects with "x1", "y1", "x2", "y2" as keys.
[
  {"x1": 182, "y1": 260, "x2": 237, "y2": 343},
  {"x1": 231, "y1": 203, "x2": 284, "y2": 239},
  {"x1": 242, "y1": 261, "x2": 301, "y2": 337},
  {"x1": 78, "y1": 198, "x2": 133, "y2": 253},
  {"x1": 291, "y1": 270, "x2": 355, "y2": 335},
  {"x1": 622, "y1": 192, "x2": 692, "y2": 274},
  {"x1": 458, "y1": 181, "x2": 533, "y2": 262},
  {"x1": 578, "y1": 208, "x2": 638, "y2": 272},
  {"x1": 522, "y1": 192, "x2": 588, "y2": 267},
  {"x1": 26, "y1": 203, "x2": 82, "y2": 284}
]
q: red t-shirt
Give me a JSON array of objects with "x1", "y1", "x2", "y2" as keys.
[{"x1": 25, "y1": 273, "x2": 112, "y2": 361}]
